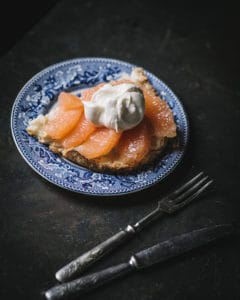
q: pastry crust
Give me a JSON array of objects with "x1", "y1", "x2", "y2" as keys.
[
  {"x1": 64, "y1": 137, "x2": 167, "y2": 174},
  {"x1": 27, "y1": 68, "x2": 176, "y2": 174}
]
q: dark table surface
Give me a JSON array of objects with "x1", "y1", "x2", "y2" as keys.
[{"x1": 1, "y1": 1, "x2": 240, "y2": 299}]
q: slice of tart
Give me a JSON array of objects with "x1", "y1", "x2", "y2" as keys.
[{"x1": 27, "y1": 68, "x2": 177, "y2": 173}]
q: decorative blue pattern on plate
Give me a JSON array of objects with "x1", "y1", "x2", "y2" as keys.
[{"x1": 11, "y1": 58, "x2": 188, "y2": 196}]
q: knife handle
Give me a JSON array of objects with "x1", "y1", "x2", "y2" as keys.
[
  {"x1": 46, "y1": 262, "x2": 133, "y2": 300},
  {"x1": 55, "y1": 225, "x2": 136, "y2": 282}
]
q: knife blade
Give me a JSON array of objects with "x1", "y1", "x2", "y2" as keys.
[{"x1": 45, "y1": 224, "x2": 232, "y2": 300}]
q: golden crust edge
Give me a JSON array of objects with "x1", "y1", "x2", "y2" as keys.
[{"x1": 63, "y1": 137, "x2": 168, "y2": 174}]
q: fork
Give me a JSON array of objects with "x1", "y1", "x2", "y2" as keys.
[{"x1": 55, "y1": 172, "x2": 213, "y2": 282}]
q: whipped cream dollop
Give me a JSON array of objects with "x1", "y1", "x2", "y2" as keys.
[{"x1": 83, "y1": 83, "x2": 145, "y2": 131}]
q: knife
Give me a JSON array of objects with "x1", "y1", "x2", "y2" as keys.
[
  {"x1": 55, "y1": 172, "x2": 212, "y2": 283},
  {"x1": 45, "y1": 224, "x2": 232, "y2": 300}
]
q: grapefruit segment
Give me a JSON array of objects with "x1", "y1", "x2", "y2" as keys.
[
  {"x1": 57, "y1": 92, "x2": 83, "y2": 110},
  {"x1": 44, "y1": 92, "x2": 83, "y2": 140},
  {"x1": 143, "y1": 90, "x2": 176, "y2": 138},
  {"x1": 115, "y1": 118, "x2": 152, "y2": 164},
  {"x1": 60, "y1": 115, "x2": 97, "y2": 149},
  {"x1": 75, "y1": 128, "x2": 122, "y2": 159}
]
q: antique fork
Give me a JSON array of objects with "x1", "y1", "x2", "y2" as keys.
[{"x1": 56, "y1": 171, "x2": 213, "y2": 282}]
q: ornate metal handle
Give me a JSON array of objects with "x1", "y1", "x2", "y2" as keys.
[
  {"x1": 46, "y1": 262, "x2": 133, "y2": 300},
  {"x1": 55, "y1": 225, "x2": 136, "y2": 282}
]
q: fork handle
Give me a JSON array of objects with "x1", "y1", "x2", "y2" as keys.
[{"x1": 55, "y1": 225, "x2": 136, "y2": 282}]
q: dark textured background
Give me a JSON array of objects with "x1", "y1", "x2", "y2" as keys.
[{"x1": 1, "y1": 1, "x2": 240, "y2": 299}]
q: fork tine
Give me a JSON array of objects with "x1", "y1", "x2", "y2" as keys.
[
  {"x1": 158, "y1": 172, "x2": 205, "y2": 209},
  {"x1": 172, "y1": 176, "x2": 209, "y2": 204},
  {"x1": 169, "y1": 180, "x2": 213, "y2": 212},
  {"x1": 168, "y1": 171, "x2": 204, "y2": 199}
]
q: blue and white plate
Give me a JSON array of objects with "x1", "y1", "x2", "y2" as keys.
[{"x1": 11, "y1": 58, "x2": 188, "y2": 196}]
